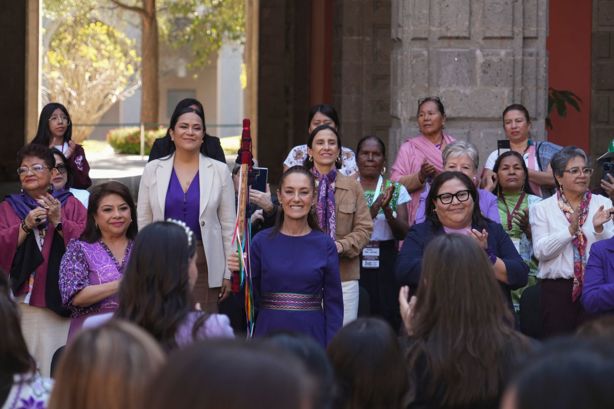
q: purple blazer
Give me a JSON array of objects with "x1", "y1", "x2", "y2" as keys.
[{"x1": 582, "y1": 237, "x2": 614, "y2": 314}]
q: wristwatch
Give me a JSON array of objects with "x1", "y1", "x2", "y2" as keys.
[{"x1": 55, "y1": 222, "x2": 63, "y2": 232}]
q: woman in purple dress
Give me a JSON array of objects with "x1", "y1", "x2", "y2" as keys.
[
  {"x1": 60, "y1": 181, "x2": 137, "y2": 341},
  {"x1": 229, "y1": 166, "x2": 343, "y2": 347}
]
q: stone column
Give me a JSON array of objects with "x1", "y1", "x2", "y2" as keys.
[
  {"x1": 332, "y1": 0, "x2": 392, "y2": 150},
  {"x1": 592, "y1": 0, "x2": 614, "y2": 157},
  {"x1": 389, "y1": 0, "x2": 548, "y2": 166},
  {"x1": 0, "y1": 0, "x2": 36, "y2": 187}
]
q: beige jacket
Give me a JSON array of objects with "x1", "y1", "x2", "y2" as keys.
[
  {"x1": 334, "y1": 174, "x2": 373, "y2": 281},
  {"x1": 137, "y1": 153, "x2": 236, "y2": 287}
]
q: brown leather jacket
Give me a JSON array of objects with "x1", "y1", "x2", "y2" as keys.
[{"x1": 334, "y1": 174, "x2": 373, "y2": 281}]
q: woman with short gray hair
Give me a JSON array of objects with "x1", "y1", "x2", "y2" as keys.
[
  {"x1": 414, "y1": 140, "x2": 501, "y2": 224},
  {"x1": 530, "y1": 146, "x2": 614, "y2": 337}
]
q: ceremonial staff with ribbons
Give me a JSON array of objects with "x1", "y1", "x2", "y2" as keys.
[{"x1": 232, "y1": 119, "x2": 256, "y2": 336}]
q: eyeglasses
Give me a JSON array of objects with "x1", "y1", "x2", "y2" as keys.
[
  {"x1": 54, "y1": 164, "x2": 67, "y2": 174},
  {"x1": 49, "y1": 115, "x2": 70, "y2": 125},
  {"x1": 436, "y1": 190, "x2": 471, "y2": 204},
  {"x1": 563, "y1": 167, "x2": 593, "y2": 176},
  {"x1": 17, "y1": 164, "x2": 49, "y2": 176}
]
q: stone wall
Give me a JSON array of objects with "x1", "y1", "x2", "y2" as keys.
[
  {"x1": 332, "y1": 0, "x2": 391, "y2": 151},
  {"x1": 389, "y1": 0, "x2": 548, "y2": 168},
  {"x1": 592, "y1": 0, "x2": 614, "y2": 158}
]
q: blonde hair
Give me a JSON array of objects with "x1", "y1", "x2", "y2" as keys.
[{"x1": 48, "y1": 320, "x2": 165, "y2": 409}]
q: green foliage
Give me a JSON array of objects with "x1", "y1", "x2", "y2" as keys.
[
  {"x1": 44, "y1": 18, "x2": 141, "y2": 142},
  {"x1": 161, "y1": 0, "x2": 245, "y2": 68},
  {"x1": 106, "y1": 127, "x2": 166, "y2": 154},
  {"x1": 546, "y1": 88, "x2": 582, "y2": 130}
]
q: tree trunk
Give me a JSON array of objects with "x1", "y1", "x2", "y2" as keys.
[{"x1": 140, "y1": 0, "x2": 159, "y2": 128}]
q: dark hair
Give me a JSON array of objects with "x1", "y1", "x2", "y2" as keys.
[
  {"x1": 492, "y1": 150, "x2": 534, "y2": 195},
  {"x1": 511, "y1": 338, "x2": 614, "y2": 409},
  {"x1": 0, "y1": 272, "x2": 35, "y2": 401},
  {"x1": 163, "y1": 100, "x2": 209, "y2": 158},
  {"x1": 308, "y1": 104, "x2": 340, "y2": 130},
  {"x1": 114, "y1": 221, "x2": 202, "y2": 351},
  {"x1": 50, "y1": 148, "x2": 74, "y2": 189},
  {"x1": 272, "y1": 166, "x2": 321, "y2": 235},
  {"x1": 425, "y1": 171, "x2": 487, "y2": 230},
  {"x1": 417, "y1": 97, "x2": 446, "y2": 117},
  {"x1": 407, "y1": 234, "x2": 527, "y2": 407},
  {"x1": 31, "y1": 102, "x2": 73, "y2": 146},
  {"x1": 17, "y1": 143, "x2": 55, "y2": 169},
  {"x1": 550, "y1": 146, "x2": 590, "y2": 189},
  {"x1": 328, "y1": 318, "x2": 409, "y2": 409},
  {"x1": 576, "y1": 315, "x2": 614, "y2": 339},
  {"x1": 502, "y1": 104, "x2": 531, "y2": 124},
  {"x1": 264, "y1": 333, "x2": 335, "y2": 409},
  {"x1": 145, "y1": 340, "x2": 315, "y2": 409},
  {"x1": 303, "y1": 125, "x2": 343, "y2": 170},
  {"x1": 356, "y1": 135, "x2": 386, "y2": 158},
  {"x1": 80, "y1": 182, "x2": 137, "y2": 243}
]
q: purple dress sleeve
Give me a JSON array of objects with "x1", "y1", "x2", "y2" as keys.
[
  {"x1": 479, "y1": 189, "x2": 501, "y2": 223},
  {"x1": 175, "y1": 312, "x2": 234, "y2": 347},
  {"x1": 59, "y1": 240, "x2": 90, "y2": 315},
  {"x1": 582, "y1": 241, "x2": 614, "y2": 314},
  {"x1": 324, "y1": 237, "x2": 343, "y2": 344}
]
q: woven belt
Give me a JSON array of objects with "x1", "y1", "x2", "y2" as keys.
[{"x1": 261, "y1": 292, "x2": 323, "y2": 311}]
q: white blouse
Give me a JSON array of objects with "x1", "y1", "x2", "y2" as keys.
[{"x1": 530, "y1": 194, "x2": 614, "y2": 280}]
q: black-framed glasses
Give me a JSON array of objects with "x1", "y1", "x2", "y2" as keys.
[
  {"x1": 54, "y1": 164, "x2": 68, "y2": 174},
  {"x1": 563, "y1": 167, "x2": 593, "y2": 176},
  {"x1": 436, "y1": 190, "x2": 471, "y2": 205},
  {"x1": 17, "y1": 164, "x2": 49, "y2": 176}
]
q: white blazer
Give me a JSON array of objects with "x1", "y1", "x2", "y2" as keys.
[{"x1": 137, "y1": 153, "x2": 236, "y2": 287}]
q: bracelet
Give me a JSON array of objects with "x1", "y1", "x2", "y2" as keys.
[{"x1": 21, "y1": 219, "x2": 32, "y2": 234}]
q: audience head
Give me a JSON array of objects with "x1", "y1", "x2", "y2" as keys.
[
  {"x1": 442, "y1": 140, "x2": 480, "y2": 184},
  {"x1": 50, "y1": 148, "x2": 73, "y2": 191},
  {"x1": 16, "y1": 144, "x2": 55, "y2": 196},
  {"x1": 80, "y1": 181, "x2": 137, "y2": 243},
  {"x1": 407, "y1": 234, "x2": 522, "y2": 407},
  {"x1": 356, "y1": 135, "x2": 386, "y2": 179},
  {"x1": 426, "y1": 171, "x2": 484, "y2": 230},
  {"x1": 48, "y1": 320, "x2": 165, "y2": 409},
  {"x1": 304, "y1": 125, "x2": 343, "y2": 171},
  {"x1": 0, "y1": 272, "x2": 35, "y2": 379},
  {"x1": 115, "y1": 220, "x2": 198, "y2": 350},
  {"x1": 502, "y1": 338, "x2": 614, "y2": 409},
  {"x1": 550, "y1": 146, "x2": 592, "y2": 193},
  {"x1": 145, "y1": 340, "x2": 315, "y2": 409},
  {"x1": 273, "y1": 166, "x2": 320, "y2": 234},
  {"x1": 493, "y1": 150, "x2": 534, "y2": 195},
  {"x1": 308, "y1": 104, "x2": 339, "y2": 133},
  {"x1": 32, "y1": 102, "x2": 73, "y2": 146},
  {"x1": 417, "y1": 97, "x2": 446, "y2": 138},
  {"x1": 265, "y1": 332, "x2": 335, "y2": 409},
  {"x1": 502, "y1": 104, "x2": 531, "y2": 144},
  {"x1": 327, "y1": 318, "x2": 408, "y2": 409}
]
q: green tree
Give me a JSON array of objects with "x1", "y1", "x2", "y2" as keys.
[
  {"x1": 44, "y1": 20, "x2": 140, "y2": 142},
  {"x1": 108, "y1": 0, "x2": 245, "y2": 126}
]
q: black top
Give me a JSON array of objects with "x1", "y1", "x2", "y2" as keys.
[
  {"x1": 148, "y1": 134, "x2": 226, "y2": 163},
  {"x1": 394, "y1": 219, "x2": 529, "y2": 311}
]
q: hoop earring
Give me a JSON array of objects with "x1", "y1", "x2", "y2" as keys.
[
  {"x1": 381, "y1": 166, "x2": 387, "y2": 176},
  {"x1": 308, "y1": 156, "x2": 313, "y2": 163}
]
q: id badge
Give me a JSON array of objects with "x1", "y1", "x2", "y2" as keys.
[{"x1": 361, "y1": 241, "x2": 380, "y2": 269}]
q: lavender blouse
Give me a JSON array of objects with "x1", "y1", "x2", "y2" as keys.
[
  {"x1": 59, "y1": 239, "x2": 133, "y2": 318},
  {"x1": 164, "y1": 169, "x2": 202, "y2": 240}
]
